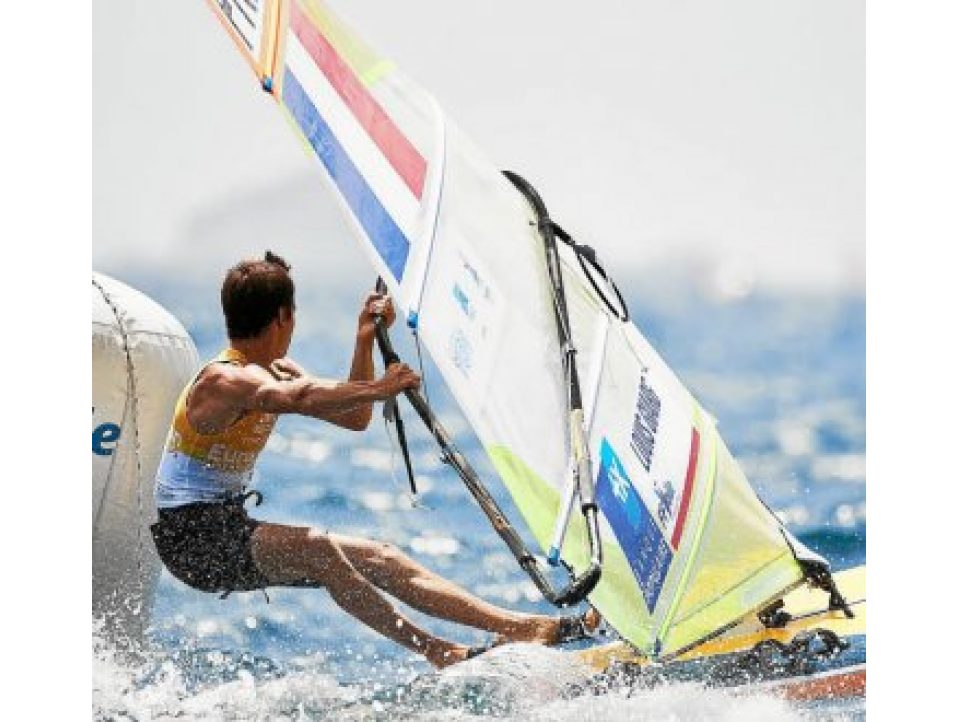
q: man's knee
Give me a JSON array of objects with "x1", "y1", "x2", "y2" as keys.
[
  {"x1": 305, "y1": 529, "x2": 353, "y2": 568},
  {"x1": 374, "y1": 542, "x2": 404, "y2": 567}
]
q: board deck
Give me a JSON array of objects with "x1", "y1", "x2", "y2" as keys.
[
  {"x1": 755, "y1": 664, "x2": 866, "y2": 701},
  {"x1": 576, "y1": 565, "x2": 865, "y2": 670}
]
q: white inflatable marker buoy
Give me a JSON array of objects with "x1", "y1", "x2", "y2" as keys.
[{"x1": 92, "y1": 273, "x2": 198, "y2": 646}]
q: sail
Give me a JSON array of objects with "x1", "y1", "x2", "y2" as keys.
[{"x1": 201, "y1": 0, "x2": 812, "y2": 657}]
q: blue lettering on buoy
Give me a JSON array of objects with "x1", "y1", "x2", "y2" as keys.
[{"x1": 93, "y1": 409, "x2": 122, "y2": 456}]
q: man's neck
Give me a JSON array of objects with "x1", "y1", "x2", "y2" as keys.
[{"x1": 229, "y1": 338, "x2": 278, "y2": 369}]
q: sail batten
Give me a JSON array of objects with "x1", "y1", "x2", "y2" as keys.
[{"x1": 201, "y1": 0, "x2": 811, "y2": 658}]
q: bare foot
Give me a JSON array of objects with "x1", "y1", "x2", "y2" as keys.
[
  {"x1": 424, "y1": 640, "x2": 471, "y2": 669},
  {"x1": 581, "y1": 607, "x2": 602, "y2": 635},
  {"x1": 540, "y1": 606, "x2": 603, "y2": 645},
  {"x1": 427, "y1": 636, "x2": 517, "y2": 668},
  {"x1": 424, "y1": 610, "x2": 603, "y2": 668}
]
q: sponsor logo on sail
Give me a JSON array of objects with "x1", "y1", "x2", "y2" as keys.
[
  {"x1": 595, "y1": 438, "x2": 673, "y2": 612},
  {"x1": 630, "y1": 376, "x2": 661, "y2": 472}
]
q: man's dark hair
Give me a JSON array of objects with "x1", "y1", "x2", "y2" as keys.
[{"x1": 221, "y1": 251, "x2": 296, "y2": 339}]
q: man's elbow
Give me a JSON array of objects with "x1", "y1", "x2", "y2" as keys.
[{"x1": 345, "y1": 409, "x2": 373, "y2": 432}]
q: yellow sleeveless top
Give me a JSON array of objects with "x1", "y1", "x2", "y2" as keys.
[{"x1": 155, "y1": 348, "x2": 277, "y2": 508}]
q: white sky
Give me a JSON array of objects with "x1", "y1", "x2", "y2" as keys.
[{"x1": 93, "y1": 0, "x2": 864, "y2": 296}]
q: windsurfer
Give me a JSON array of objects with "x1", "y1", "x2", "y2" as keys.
[{"x1": 150, "y1": 252, "x2": 598, "y2": 668}]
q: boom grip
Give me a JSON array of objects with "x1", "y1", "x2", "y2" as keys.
[{"x1": 372, "y1": 278, "x2": 401, "y2": 366}]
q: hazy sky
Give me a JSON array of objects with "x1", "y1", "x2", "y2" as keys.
[{"x1": 94, "y1": 1, "x2": 863, "y2": 296}]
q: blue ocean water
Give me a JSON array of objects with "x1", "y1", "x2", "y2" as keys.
[{"x1": 94, "y1": 276, "x2": 865, "y2": 721}]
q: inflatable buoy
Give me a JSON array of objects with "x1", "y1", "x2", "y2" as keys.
[{"x1": 92, "y1": 273, "x2": 198, "y2": 645}]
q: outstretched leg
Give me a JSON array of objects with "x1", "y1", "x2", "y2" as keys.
[
  {"x1": 250, "y1": 523, "x2": 470, "y2": 668},
  {"x1": 328, "y1": 532, "x2": 596, "y2": 643}
]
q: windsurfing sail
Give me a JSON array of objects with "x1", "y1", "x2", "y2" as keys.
[{"x1": 199, "y1": 0, "x2": 848, "y2": 658}]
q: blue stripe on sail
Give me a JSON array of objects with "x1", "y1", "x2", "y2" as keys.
[
  {"x1": 595, "y1": 438, "x2": 673, "y2": 613},
  {"x1": 282, "y1": 68, "x2": 409, "y2": 281}
]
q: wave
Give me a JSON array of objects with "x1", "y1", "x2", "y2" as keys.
[{"x1": 95, "y1": 629, "x2": 862, "y2": 721}]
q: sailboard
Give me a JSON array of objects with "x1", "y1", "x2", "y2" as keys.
[
  {"x1": 198, "y1": 0, "x2": 864, "y2": 674},
  {"x1": 575, "y1": 564, "x2": 865, "y2": 694}
]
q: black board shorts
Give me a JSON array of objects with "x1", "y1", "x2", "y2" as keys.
[{"x1": 150, "y1": 500, "x2": 271, "y2": 593}]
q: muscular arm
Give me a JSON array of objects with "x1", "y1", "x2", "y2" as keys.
[
  {"x1": 190, "y1": 293, "x2": 411, "y2": 433},
  {"x1": 203, "y1": 360, "x2": 417, "y2": 431}
]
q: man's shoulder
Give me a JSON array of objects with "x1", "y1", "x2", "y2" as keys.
[
  {"x1": 201, "y1": 359, "x2": 272, "y2": 388},
  {"x1": 193, "y1": 360, "x2": 252, "y2": 399},
  {"x1": 188, "y1": 361, "x2": 269, "y2": 417}
]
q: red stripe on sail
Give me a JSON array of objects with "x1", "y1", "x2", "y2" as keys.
[
  {"x1": 671, "y1": 427, "x2": 700, "y2": 549},
  {"x1": 289, "y1": 1, "x2": 426, "y2": 198}
]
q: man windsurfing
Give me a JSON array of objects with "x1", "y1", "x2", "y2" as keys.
[{"x1": 150, "y1": 251, "x2": 597, "y2": 668}]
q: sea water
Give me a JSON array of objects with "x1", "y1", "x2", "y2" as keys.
[{"x1": 93, "y1": 278, "x2": 865, "y2": 721}]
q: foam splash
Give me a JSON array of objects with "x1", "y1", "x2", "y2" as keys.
[
  {"x1": 533, "y1": 684, "x2": 803, "y2": 722},
  {"x1": 94, "y1": 633, "x2": 854, "y2": 721},
  {"x1": 93, "y1": 629, "x2": 352, "y2": 721}
]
